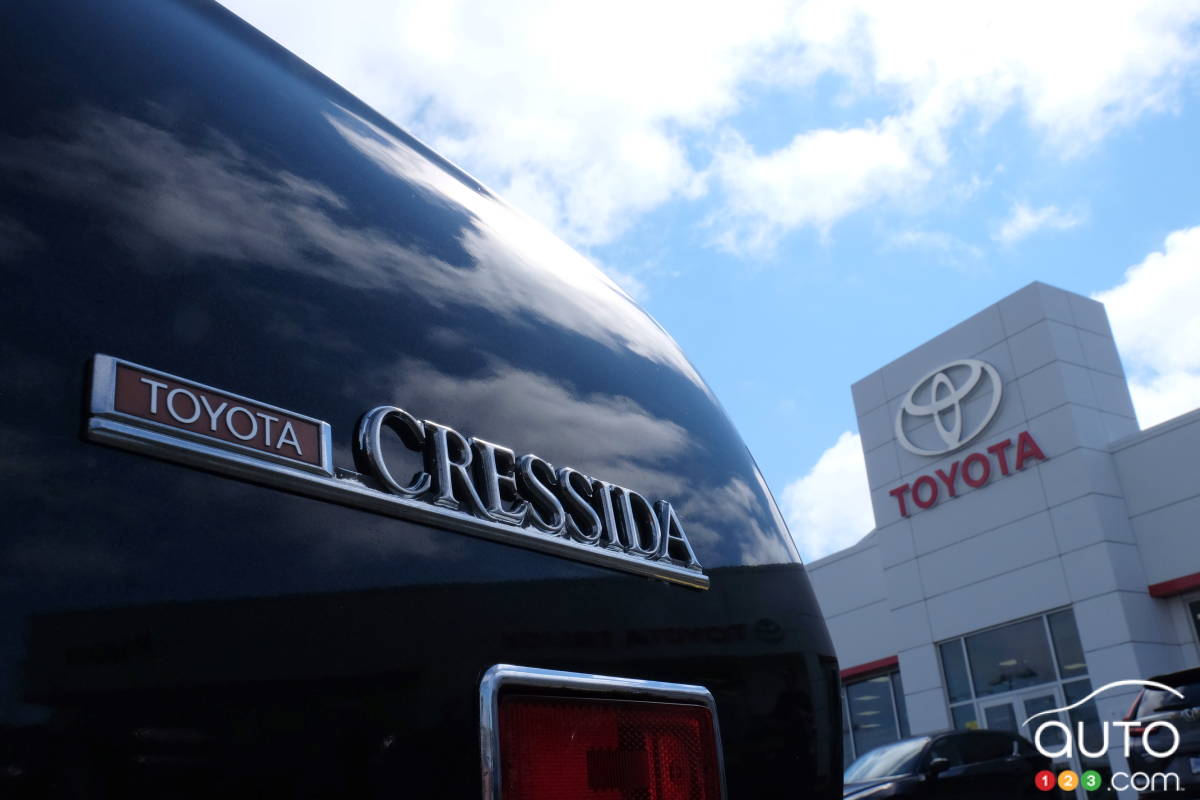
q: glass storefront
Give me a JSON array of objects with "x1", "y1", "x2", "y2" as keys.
[
  {"x1": 840, "y1": 607, "x2": 1112, "y2": 793},
  {"x1": 938, "y1": 608, "x2": 1109, "y2": 797},
  {"x1": 963, "y1": 616, "x2": 1057, "y2": 697}
]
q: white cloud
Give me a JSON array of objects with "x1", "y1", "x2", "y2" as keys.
[
  {"x1": 710, "y1": 0, "x2": 1200, "y2": 248},
  {"x1": 779, "y1": 431, "x2": 874, "y2": 562},
  {"x1": 712, "y1": 119, "x2": 927, "y2": 251},
  {"x1": 993, "y1": 202, "x2": 1085, "y2": 244},
  {"x1": 886, "y1": 228, "x2": 983, "y2": 266},
  {"x1": 797, "y1": 0, "x2": 1200, "y2": 149},
  {"x1": 219, "y1": 0, "x2": 787, "y2": 246},
  {"x1": 219, "y1": 1, "x2": 1200, "y2": 251},
  {"x1": 1094, "y1": 224, "x2": 1200, "y2": 427},
  {"x1": 1127, "y1": 371, "x2": 1200, "y2": 429}
]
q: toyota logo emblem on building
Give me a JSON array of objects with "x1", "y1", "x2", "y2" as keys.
[{"x1": 895, "y1": 359, "x2": 1002, "y2": 456}]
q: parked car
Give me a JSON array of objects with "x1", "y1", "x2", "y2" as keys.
[
  {"x1": 843, "y1": 729, "x2": 1050, "y2": 799},
  {"x1": 1125, "y1": 667, "x2": 1200, "y2": 798},
  {"x1": 0, "y1": 0, "x2": 841, "y2": 797}
]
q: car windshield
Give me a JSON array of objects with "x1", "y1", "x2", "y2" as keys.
[
  {"x1": 1142, "y1": 681, "x2": 1200, "y2": 713},
  {"x1": 844, "y1": 737, "x2": 930, "y2": 783}
]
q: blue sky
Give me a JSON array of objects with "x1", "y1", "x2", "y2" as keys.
[{"x1": 221, "y1": 0, "x2": 1200, "y2": 560}]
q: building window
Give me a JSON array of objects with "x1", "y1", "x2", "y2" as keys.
[
  {"x1": 940, "y1": 609, "x2": 1092, "y2": 728},
  {"x1": 1187, "y1": 599, "x2": 1200, "y2": 650},
  {"x1": 938, "y1": 608, "x2": 1109, "y2": 795},
  {"x1": 1048, "y1": 607, "x2": 1088, "y2": 681},
  {"x1": 842, "y1": 670, "x2": 908, "y2": 767},
  {"x1": 964, "y1": 616, "x2": 1057, "y2": 697}
]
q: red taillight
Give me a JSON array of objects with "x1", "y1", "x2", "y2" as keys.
[
  {"x1": 1123, "y1": 692, "x2": 1143, "y2": 722},
  {"x1": 1124, "y1": 692, "x2": 1146, "y2": 735},
  {"x1": 498, "y1": 695, "x2": 721, "y2": 800}
]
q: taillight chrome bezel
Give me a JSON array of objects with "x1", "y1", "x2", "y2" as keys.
[{"x1": 479, "y1": 663, "x2": 727, "y2": 800}]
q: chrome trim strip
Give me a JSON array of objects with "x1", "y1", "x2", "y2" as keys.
[
  {"x1": 85, "y1": 417, "x2": 709, "y2": 590},
  {"x1": 89, "y1": 354, "x2": 334, "y2": 476},
  {"x1": 479, "y1": 664, "x2": 727, "y2": 800}
]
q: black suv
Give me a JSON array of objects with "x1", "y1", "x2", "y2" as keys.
[
  {"x1": 1125, "y1": 667, "x2": 1200, "y2": 798},
  {"x1": 843, "y1": 729, "x2": 1050, "y2": 799},
  {"x1": 0, "y1": 0, "x2": 841, "y2": 797}
]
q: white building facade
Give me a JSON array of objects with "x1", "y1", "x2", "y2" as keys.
[{"x1": 808, "y1": 281, "x2": 1200, "y2": 797}]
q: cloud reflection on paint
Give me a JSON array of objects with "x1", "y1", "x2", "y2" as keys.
[
  {"x1": 0, "y1": 104, "x2": 705, "y2": 388},
  {"x1": 0, "y1": 103, "x2": 798, "y2": 571},
  {"x1": 366, "y1": 356, "x2": 795, "y2": 566}
]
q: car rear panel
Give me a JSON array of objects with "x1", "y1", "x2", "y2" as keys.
[
  {"x1": 0, "y1": 0, "x2": 839, "y2": 796},
  {"x1": 1127, "y1": 674, "x2": 1200, "y2": 792}
]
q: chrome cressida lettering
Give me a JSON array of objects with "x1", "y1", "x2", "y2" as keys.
[
  {"x1": 88, "y1": 356, "x2": 708, "y2": 588},
  {"x1": 355, "y1": 405, "x2": 701, "y2": 569}
]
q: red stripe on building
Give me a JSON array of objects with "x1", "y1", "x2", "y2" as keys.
[
  {"x1": 1148, "y1": 572, "x2": 1200, "y2": 598},
  {"x1": 840, "y1": 655, "x2": 899, "y2": 681}
]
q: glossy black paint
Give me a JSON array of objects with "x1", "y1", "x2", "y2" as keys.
[{"x1": 0, "y1": 1, "x2": 839, "y2": 796}]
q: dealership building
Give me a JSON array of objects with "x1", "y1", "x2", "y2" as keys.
[{"x1": 807, "y1": 281, "x2": 1200, "y2": 795}]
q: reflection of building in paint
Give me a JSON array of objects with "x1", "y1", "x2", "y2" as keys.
[{"x1": 807, "y1": 282, "x2": 1200, "y2": 800}]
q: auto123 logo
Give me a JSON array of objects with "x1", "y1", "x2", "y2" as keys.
[{"x1": 1024, "y1": 680, "x2": 1185, "y2": 794}]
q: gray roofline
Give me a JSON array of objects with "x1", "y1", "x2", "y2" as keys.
[{"x1": 1110, "y1": 404, "x2": 1200, "y2": 453}]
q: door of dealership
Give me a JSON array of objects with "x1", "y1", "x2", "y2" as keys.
[{"x1": 980, "y1": 685, "x2": 1085, "y2": 797}]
